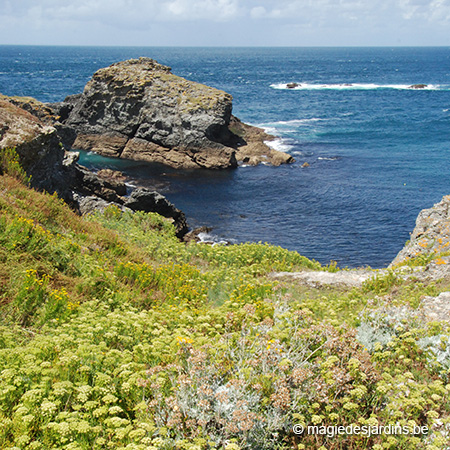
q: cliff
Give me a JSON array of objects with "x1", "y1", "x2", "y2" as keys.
[
  {"x1": 0, "y1": 95, "x2": 66, "y2": 195},
  {"x1": 52, "y1": 57, "x2": 293, "y2": 169},
  {"x1": 0, "y1": 95, "x2": 188, "y2": 237}
]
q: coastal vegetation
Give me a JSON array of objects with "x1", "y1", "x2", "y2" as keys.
[{"x1": 1, "y1": 148, "x2": 450, "y2": 450}]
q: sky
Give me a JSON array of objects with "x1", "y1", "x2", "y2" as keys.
[{"x1": 1, "y1": 0, "x2": 450, "y2": 47}]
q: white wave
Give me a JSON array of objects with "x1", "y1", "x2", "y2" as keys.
[
  {"x1": 266, "y1": 118, "x2": 324, "y2": 126},
  {"x1": 260, "y1": 126, "x2": 279, "y2": 135},
  {"x1": 318, "y1": 156, "x2": 340, "y2": 161},
  {"x1": 265, "y1": 137, "x2": 296, "y2": 153},
  {"x1": 443, "y1": 108, "x2": 449, "y2": 112},
  {"x1": 291, "y1": 150, "x2": 311, "y2": 157},
  {"x1": 197, "y1": 232, "x2": 230, "y2": 246},
  {"x1": 271, "y1": 82, "x2": 441, "y2": 91}
]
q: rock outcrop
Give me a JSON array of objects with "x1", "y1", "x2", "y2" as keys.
[
  {"x1": 51, "y1": 58, "x2": 293, "y2": 169},
  {"x1": 0, "y1": 95, "x2": 67, "y2": 196},
  {"x1": 391, "y1": 195, "x2": 450, "y2": 266},
  {"x1": 0, "y1": 95, "x2": 189, "y2": 238},
  {"x1": 123, "y1": 188, "x2": 188, "y2": 238},
  {"x1": 229, "y1": 116, "x2": 294, "y2": 166}
]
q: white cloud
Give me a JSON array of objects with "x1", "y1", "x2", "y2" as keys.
[
  {"x1": 161, "y1": 0, "x2": 241, "y2": 21},
  {"x1": 399, "y1": 0, "x2": 450, "y2": 21},
  {"x1": 2, "y1": 0, "x2": 450, "y2": 25},
  {"x1": 0, "y1": 0, "x2": 449, "y2": 45},
  {"x1": 0, "y1": 0, "x2": 242, "y2": 23}
]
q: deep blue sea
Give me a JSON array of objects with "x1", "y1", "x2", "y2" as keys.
[{"x1": 1, "y1": 46, "x2": 450, "y2": 268}]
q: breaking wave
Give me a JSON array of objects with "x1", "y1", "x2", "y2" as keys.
[{"x1": 271, "y1": 82, "x2": 442, "y2": 91}]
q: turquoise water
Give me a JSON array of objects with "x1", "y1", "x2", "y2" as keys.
[{"x1": 1, "y1": 46, "x2": 450, "y2": 267}]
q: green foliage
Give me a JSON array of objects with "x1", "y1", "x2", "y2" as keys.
[
  {"x1": 362, "y1": 270, "x2": 402, "y2": 294},
  {"x1": 0, "y1": 172, "x2": 449, "y2": 449},
  {"x1": 0, "y1": 147, "x2": 30, "y2": 184}
]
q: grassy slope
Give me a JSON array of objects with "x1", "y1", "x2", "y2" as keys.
[{"x1": 0, "y1": 165, "x2": 449, "y2": 450}]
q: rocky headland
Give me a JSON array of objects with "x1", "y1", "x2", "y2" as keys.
[{"x1": 51, "y1": 57, "x2": 293, "y2": 169}]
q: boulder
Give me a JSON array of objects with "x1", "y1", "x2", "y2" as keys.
[
  {"x1": 75, "y1": 195, "x2": 129, "y2": 216},
  {"x1": 123, "y1": 187, "x2": 188, "y2": 238},
  {"x1": 408, "y1": 84, "x2": 428, "y2": 89},
  {"x1": 286, "y1": 83, "x2": 299, "y2": 89}
]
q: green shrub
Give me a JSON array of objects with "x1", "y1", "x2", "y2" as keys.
[{"x1": 0, "y1": 147, "x2": 30, "y2": 184}]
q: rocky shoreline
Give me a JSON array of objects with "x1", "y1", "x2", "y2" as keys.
[{"x1": 0, "y1": 57, "x2": 295, "y2": 238}]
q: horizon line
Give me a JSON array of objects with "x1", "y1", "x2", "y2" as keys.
[{"x1": 1, "y1": 44, "x2": 450, "y2": 49}]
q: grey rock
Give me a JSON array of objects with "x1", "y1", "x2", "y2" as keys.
[
  {"x1": 60, "y1": 58, "x2": 237, "y2": 169},
  {"x1": 54, "y1": 58, "x2": 293, "y2": 169},
  {"x1": 391, "y1": 195, "x2": 450, "y2": 266},
  {"x1": 124, "y1": 187, "x2": 188, "y2": 238},
  {"x1": 419, "y1": 292, "x2": 450, "y2": 323}
]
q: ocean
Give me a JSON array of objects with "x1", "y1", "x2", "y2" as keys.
[{"x1": 1, "y1": 46, "x2": 450, "y2": 268}]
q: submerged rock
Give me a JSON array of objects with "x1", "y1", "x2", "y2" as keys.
[{"x1": 52, "y1": 58, "x2": 293, "y2": 169}]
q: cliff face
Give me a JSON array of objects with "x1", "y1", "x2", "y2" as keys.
[
  {"x1": 53, "y1": 58, "x2": 293, "y2": 169},
  {"x1": 391, "y1": 195, "x2": 450, "y2": 266},
  {"x1": 0, "y1": 95, "x2": 66, "y2": 195}
]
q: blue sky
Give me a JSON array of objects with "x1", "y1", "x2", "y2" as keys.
[{"x1": 1, "y1": 0, "x2": 450, "y2": 46}]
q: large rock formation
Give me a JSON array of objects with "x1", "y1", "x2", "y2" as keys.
[
  {"x1": 52, "y1": 58, "x2": 293, "y2": 169},
  {"x1": 0, "y1": 95, "x2": 188, "y2": 237}
]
